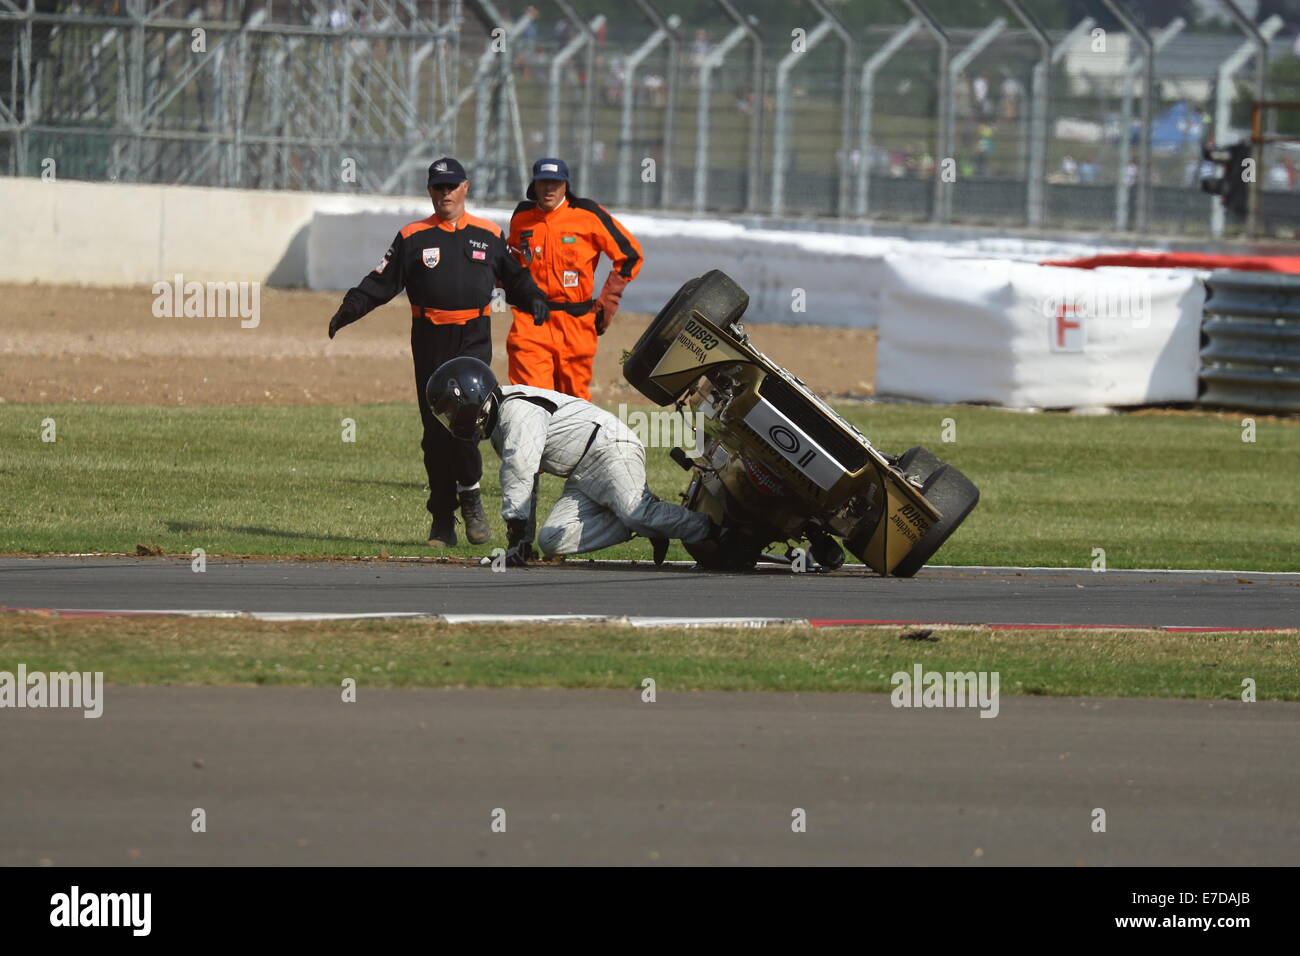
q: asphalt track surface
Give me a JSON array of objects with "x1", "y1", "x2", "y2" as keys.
[
  {"x1": 3, "y1": 557, "x2": 1296, "y2": 866},
  {"x1": 1, "y1": 556, "x2": 1297, "y2": 628},
  {"x1": 2, "y1": 687, "x2": 1297, "y2": 865}
]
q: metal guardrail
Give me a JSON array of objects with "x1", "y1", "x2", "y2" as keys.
[{"x1": 1199, "y1": 270, "x2": 1300, "y2": 413}]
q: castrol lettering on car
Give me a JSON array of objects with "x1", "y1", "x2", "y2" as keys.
[
  {"x1": 683, "y1": 318, "x2": 720, "y2": 352},
  {"x1": 672, "y1": 319, "x2": 720, "y2": 365},
  {"x1": 645, "y1": 314, "x2": 755, "y2": 398}
]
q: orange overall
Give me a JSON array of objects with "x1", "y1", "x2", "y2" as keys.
[{"x1": 506, "y1": 196, "x2": 643, "y2": 400}]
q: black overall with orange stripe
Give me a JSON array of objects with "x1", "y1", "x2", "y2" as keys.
[{"x1": 333, "y1": 212, "x2": 545, "y2": 520}]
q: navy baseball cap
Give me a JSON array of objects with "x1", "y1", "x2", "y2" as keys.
[
  {"x1": 530, "y1": 157, "x2": 569, "y2": 182},
  {"x1": 427, "y1": 157, "x2": 467, "y2": 187}
]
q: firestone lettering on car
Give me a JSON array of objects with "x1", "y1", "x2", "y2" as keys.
[{"x1": 890, "y1": 512, "x2": 921, "y2": 543}]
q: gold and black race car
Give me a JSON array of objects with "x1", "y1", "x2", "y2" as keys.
[{"x1": 623, "y1": 270, "x2": 979, "y2": 575}]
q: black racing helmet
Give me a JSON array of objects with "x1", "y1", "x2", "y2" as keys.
[{"x1": 426, "y1": 357, "x2": 501, "y2": 441}]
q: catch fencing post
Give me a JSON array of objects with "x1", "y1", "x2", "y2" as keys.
[
  {"x1": 1107, "y1": 15, "x2": 1183, "y2": 232},
  {"x1": 1218, "y1": 0, "x2": 1272, "y2": 239},
  {"x1": 629, "y1": 0, "x2": 682, "y2": 209},
  {"x1": 618, "y1": 11, "x2": 680, "y2": 208},
  {"x1": 1002, "y1": 2, "x2": 1082, "y2": 227},
  {"x1": 773, "y1": 20, "x2": 834, "y2": 217},
  {"x1": 1037, "y1": 17, "x2": 1096, "y2": 226},
  {"x1": 693, "y1": 23, "x2": 749, "y2": 214},
  {"x1": 1211, "y1": 16, "x2": 1281, "y2": 237},
  {"x1": 898, "y1": 0, "x2": 949, "y2": 223},
  {"x1": 714, "y1": 0, "x2": 764, "y2": 214},
  {"x1": 1102, "y1": 0, "x2": 1164, "y2": 234},
  {"x1": 856, "y1": 19, "x2": 920, "y2": 217},
  {"x1": 808, "y1": 0, "x2": 855, "y2": 218},
  {"x1": 549, "y1": 1, "x2": 603, "y2": 193},
  {"x1": 946, "y1": 16, "x2": 1005, "y2": 218}
]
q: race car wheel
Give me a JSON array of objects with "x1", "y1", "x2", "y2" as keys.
[
  {"x1": 679, "y1": 478, "x2": 767, "y2": 571},
  {"x1": 897, "y1": 446, "x2": 942, "y2": 486},
  {"x1": 687, "y1": 526, "x2": 766, "y2": 572},
  {"x1": 623, "y1": 270, "x2": 749, "y2": 406},
  {"x1": 890, "y1": 455, "x2": 980, "y2": 579}
]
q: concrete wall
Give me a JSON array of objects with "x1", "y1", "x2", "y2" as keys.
[{"x1": 0, "y1": 176, "x2": 418, "y2": 287}]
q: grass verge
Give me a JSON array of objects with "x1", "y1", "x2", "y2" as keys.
[
  {"x1": 1, "y1": 614, "x2": 1295, "y2": 701},
  {"x1": 2, "y1": 402, "x2": 1297, "y2": 570}
]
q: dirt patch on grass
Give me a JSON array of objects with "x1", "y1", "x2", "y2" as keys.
[{"x1": 0, "y1": 283, "x2": 876, "y2": 406}]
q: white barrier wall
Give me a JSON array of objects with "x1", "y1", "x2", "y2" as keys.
[
  {"x1": 307, "y1": 203, "x2": 1114, "y2": 327},
  {"x1": 2, "y1": 176, "x2": 1200, "y2": 407},
  {"x1": 875, "y1": 256, "x2": 1205, "y2": 407}
]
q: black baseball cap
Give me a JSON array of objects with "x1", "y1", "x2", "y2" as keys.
[
  {"x1": 530, "y1": 157, "x2": 569, "y2": 182},
  {"x1": 427, "y1": 157, "x2": 467, "y2": 187},
  {"x1": 526, "y1": 157, "x2": 572, "y2": 200}
]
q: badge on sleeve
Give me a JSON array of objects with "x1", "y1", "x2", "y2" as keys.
[
  {"x1": 375, "y1": 249, "x2": 392, "y2": 274},
  {"x1": 422, "y1": 247, "x2": 441, "y2": 269}
]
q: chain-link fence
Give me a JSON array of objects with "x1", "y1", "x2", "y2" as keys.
[{"x1": 3, "y1": 0, "x2": 1299, "y2": 238}]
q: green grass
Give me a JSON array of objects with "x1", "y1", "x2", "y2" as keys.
[
  {"x1": 1, "y1": 615, "x2": 1294, "y2": 701},
  {"x1": 2, "y1": 402, "x2": 1297, "y2": 570}
]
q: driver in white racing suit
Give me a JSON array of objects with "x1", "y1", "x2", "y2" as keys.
[{"x1": 425, "y1": 356, "x2": 721, "y2": 566}]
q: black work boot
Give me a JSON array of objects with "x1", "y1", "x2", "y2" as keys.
[
  {"x1": 427, "y1": 514, "x2": 458, "y2": 548},
  {"x1": 649, "y1": 536, "x2": 670, "y2": 566},
  {"x1": 459, "y1": 488, "x2": 491, "y2": 545}
]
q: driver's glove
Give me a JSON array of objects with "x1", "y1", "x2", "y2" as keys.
[{"x1": 504, "y1": 518, "x2": 534, "y2": 567}]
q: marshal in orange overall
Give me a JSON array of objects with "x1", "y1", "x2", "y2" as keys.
[{"x1": 507, "y1": 157, "x2": 644, "y2": 400}]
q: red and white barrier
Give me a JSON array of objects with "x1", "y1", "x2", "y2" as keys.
[{"x1": 875, "y1": 256, "x2": 1205, "y2": 407}]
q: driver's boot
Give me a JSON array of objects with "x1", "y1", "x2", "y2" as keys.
[{"x1": 459, "y1": 487, "x2": 491, "y2": 545}]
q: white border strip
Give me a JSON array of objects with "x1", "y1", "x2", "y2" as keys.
[
  {"x1": 626, "y1": 616, "x2": 807, "y2": 629},
  {"x1": 248, "y1": 611, "x2": 430, "y2": 622},
  {"x1": 4, "y1": 607, "x2": 1291, "y2": 631},
  {"x1": 439, "y1": 613, "x2": 612, "y2": 624}
]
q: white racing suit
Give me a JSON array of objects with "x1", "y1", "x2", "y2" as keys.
[{"x1": 489, "y1": 384, "x2": 712, "y2": 556}]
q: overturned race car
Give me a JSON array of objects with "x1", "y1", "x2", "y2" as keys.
[{"x1": 622, "y1": 270, "x2": 979, "y2": 576}]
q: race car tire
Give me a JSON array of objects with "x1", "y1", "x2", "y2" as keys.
[
  {"x1": 680, "y1": 477, "x2": 766, "y2": 571},
  {"x1": 897, "y1": 446, "x2": 942, "y2": 485},
  {"x1": 890, "y1": 456, "x2": 980, "y2": 579},
  {"x1": 686, "y1": 527, "x2": 766, "y2": 572},
  {"x1": 623, "y1": 269, "x2": 749, "y2": 406}
]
